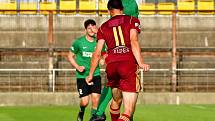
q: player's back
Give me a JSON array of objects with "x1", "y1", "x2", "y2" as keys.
[{"x1": 97, "y1": 15, "x2": 141, "y2": 64}]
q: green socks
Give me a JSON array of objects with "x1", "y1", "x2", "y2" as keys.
[
  {"x1": 96, "y1": 86, "x2": 112, "y2": 116},
  {"x1": 91, "y1": 108, "x2": 97, "y2": 116},
  {"x1": 95, "y1": 86, "x2": 135, "y2": 120}
]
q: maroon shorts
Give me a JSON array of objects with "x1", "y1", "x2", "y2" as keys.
[{"x1": 106, "y1": 61, "x2": 141, "y2": 92}]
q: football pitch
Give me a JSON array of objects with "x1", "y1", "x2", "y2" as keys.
[{"x1": 0, "y1": 104, "x2": 214, "y2": 121}]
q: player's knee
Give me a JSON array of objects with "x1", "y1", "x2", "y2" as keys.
[
  {"x1": 112, "y1": 97, "x2": 122, "y2": 104},
  {"x1": 80, "y1": 101, "x2": 89, "y2": 107},
  {"x1": 111, "y1": 99, "x2": 122, "y2": 110},
  {"x1": 92, "y1": 97, "x2": 99, "y2": 105},
  {"x1": 80, "y1": 98, "x2": 89, "y2": 107}
]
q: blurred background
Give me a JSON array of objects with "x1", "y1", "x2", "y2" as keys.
[{"x1": 0, "y1": 0, "x2": 215, "y2": 105}]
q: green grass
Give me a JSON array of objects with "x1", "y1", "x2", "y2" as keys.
[{"x1": 0, "y1": 104, "x2": 215, "y2": 121}]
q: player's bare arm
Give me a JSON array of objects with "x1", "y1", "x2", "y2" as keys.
[
  {"x1": 130, "y1": 29, "x2": 150, "y2": 72},
  {"x1": 86, "y1": 39, "x2": 105, "y2": 84},
  {"x1": 68, "y1": 51, "x2": 85, "y2": 72}
]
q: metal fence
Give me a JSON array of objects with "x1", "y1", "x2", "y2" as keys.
[{"x1": 0, "y1": 68, "x2": 215, "y2": 92}]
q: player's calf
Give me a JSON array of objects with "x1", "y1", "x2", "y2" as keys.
[
  {"x1": 77, "y1": 105, "x2": 86, "y2": 121},
  {"x1": 110, "y1": 106, "x2": 120, "y2": 121},
  {"x1": 77, "y1": 111, "x2": 84, "y2": 121}
]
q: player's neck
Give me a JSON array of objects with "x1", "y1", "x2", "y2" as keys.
[
  {"x1": 85, "y1": 35, "x2": 94, "y2": 42},
  {"x1": 110, "y1": 9, "x2": 123, "y2": 17}
]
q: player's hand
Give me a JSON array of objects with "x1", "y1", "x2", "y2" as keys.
[
  {"x1": 99, "y1": 58, "x2": 105, "y2": 65},
  {"x1": 86, "y1": 75, "x2": 94, "y2": 85},
  {"x1": 99, "y1": 53, "x2": 108, "y2": 65},
  {"x1": 139, "y1": 63, "x2": 150, "y2": 72},
  {"x1": 77, "y1": 66, "x2": 85, "y2": 72}
]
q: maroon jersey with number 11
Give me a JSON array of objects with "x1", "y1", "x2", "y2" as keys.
[{"x1": 97, "y1": 15, "x2": 141, "y2": 64}]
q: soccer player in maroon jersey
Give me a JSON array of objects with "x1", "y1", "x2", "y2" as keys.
[{"x1": 86, "y1": 0, "x2": 150, "y2": 121}]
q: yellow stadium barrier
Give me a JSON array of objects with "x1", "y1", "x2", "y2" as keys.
[
  {"x1": 79, "y1": 0, "x2": 96, "y2": 14},
  {"x1": 157, "y1": 2, "x2": 175, "y2": 15},
  {"x1": 177, "y1": 0, "x2": 195, "y2": 15},
  {"x1": 40, "y1": 2, "x2": 57, "y2": 15},
  {"x1": 197, "y1": 0, "x2": 214, "y2": 15},
  {"x1": 98, "y1": 0, "x2": 108, "y2": 15},
  {"x1": 0, "y1": 2, "x2": 16, "y2": 14},
  {"x1": 139, "y1": 3, "x2": 156, "y2": 15},
  {"x1": 60, "y1": 0, "x2": 76, "y2": 14},
  {"x1": 20, "y1": 3, "x2": 37, "y2": 14}
]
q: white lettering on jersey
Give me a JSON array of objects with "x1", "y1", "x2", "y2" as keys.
[
  {"x1": 83, "y1": 52, "x2": 92, "y2": 57},
  {"x1": 113, "y1": 46, "x2": 130, "y2": 54}
]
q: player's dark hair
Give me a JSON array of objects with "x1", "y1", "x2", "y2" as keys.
[
  {"x1": 107, "y1": 0, "x2": 124, "y2": 10},
  {"x1": 84, "y1": 19, "x2": 96, "y2": 29}
]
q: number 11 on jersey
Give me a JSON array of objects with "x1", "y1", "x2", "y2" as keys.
[{"x1": 113, "y1": 26, "x2": 125, "y2": 46}]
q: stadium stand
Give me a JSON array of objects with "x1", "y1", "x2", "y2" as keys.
[
  {"x1": 0, "y1": 0, "x2": 16, "y2": 14},
  {"x1": 79, "y1": 0, "x2": 96, "y2": 14},
  {"x1": 139, "y1": 2, "x2": 156, "y2": 15},
  {"x1": 59, "y1": 0, "x2": 76, "y2": 14},
  {"x1": 98, "y1": 0, "x2": 108, "y2": 15},
  {"x1": 157, "y1": 2, "x2": 175, "y2": 15},
  {"x1": 39, "y1": 0, "x2": 57, "y2": 14},
  {"x1": 1, "y1": 1, "x2": 215, "y2": 92},
  {"x1": 177, "y1": 0, "x2": 195, "y2": 15},
  {"x1": 20, "y1": 0, "x2": 37, "y2": 14},
  {"x1": 197, "y1": 0, "x2": 214, "y2": 15},
  {"x1": 0, "y1": 0, "x2": 215, "y2": 15}
]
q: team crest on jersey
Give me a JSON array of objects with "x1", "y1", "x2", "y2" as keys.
[{"x1": 135, "y1": 23, "x2": 140, "y2": 29}]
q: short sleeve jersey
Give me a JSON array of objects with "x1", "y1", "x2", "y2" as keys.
[
  {"x1": 70, "y1": 35, "x2": 103, "y2": 78},
  {"x1": 97, "y1": 15, "x2": 141, "y2": 64}
]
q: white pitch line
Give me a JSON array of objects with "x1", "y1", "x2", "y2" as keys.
[{"x1": 191, "y1": 105, "x2": 207, "y2": 109}]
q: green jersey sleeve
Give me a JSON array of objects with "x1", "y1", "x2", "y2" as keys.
[{"x1": 70, "y1": 39, "x2": 79, "y2": 54}]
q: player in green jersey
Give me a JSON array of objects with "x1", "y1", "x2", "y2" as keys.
[
  {"x1": 68, "y1": 19, "x2": 105, "y2": 121},
  {"x1": 89, "y1": 0, "x2": 139, "y2": 121},
  {"x1": 122, "y1": 0, "x2": 139, "y2": 18}
]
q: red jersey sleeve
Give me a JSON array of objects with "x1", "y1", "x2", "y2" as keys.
[
  {"x1": 130, "y1": 17, "x2": 141, "y2": 33},
  {"x1": 97, "y1": 27, "x2": 104, "y2": 41}
]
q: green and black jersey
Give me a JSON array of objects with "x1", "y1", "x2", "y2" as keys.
[{"x1": 70, "y1": 35, "x2": 105, "y2": 78}]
